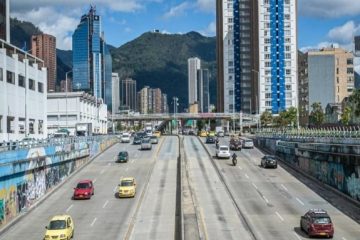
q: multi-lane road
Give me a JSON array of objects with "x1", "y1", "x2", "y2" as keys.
[{"x1": 0, "y1": 135, "x2": 359, "y2": 240}]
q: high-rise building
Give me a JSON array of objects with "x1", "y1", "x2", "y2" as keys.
[
  {"x1": 198, "y1": 69, "x2": 210, "y2": 113},
  {"x1": 150, "y1": 88, "x2": 162, "y2": 114},
  {"x1": 112, "y1": 73, "x2": 120, "y2": 114},
  {"x1": 31, "y1": 34, "x2": 57, "y2": 92},
  {"x1": 72, "y1": 6, "x2": 112, "y2": 109},
  {"x1": 216, "y1": 0, "x2": 259, "y2": 113},
  {"x1": 120, "y1": 78, "x2": 137, "y2": 112},
  {"x1": 355, "y1": 36, "x2": 360, "y2": 56},
  {"x1": 258, "y1": 0, "x2": 298, "y2": 114},
  {"x1": 137, "y1": 86, "x2": 150, "y2": 114},
  {"x1": 308, "y1": 46, "x2": 354, "y2": 110},
  {"x1": 188, "y1": 57, "x2": 201, "y2": 106},
  {"x1": 298, "y1": 51, "x2": 309, "y2": 126},
  {"x1": 137, "y1": 86, "x2": 167, "y2": 114},
  {"x1": 0, "y1": 0, "x2": 10, "y2": 42},
  {"x1": 161, "y1": 93, "x2": 168, "y2": 113}
]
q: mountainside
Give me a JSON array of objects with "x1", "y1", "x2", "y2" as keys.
[{"x1": 111, "y1": 31, "x2": 217, "y2": 111}]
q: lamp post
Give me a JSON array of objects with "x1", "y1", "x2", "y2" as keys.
[
  {"x1": 251, "y1": 69, "x2": 260, "y2": 115},
  {"x1": 172, "y1": 97, "x2": 178, "y2": 134},
  {"x1": 65, "y1": 70, "x2": 72, "y2": 131}
]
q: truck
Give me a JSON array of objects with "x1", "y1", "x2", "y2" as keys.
[{"x1": 75, "y1": 123, "x2": 93, "y2": 136}]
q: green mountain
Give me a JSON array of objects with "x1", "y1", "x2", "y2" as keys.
[{"x1": 111, "y1": 31, "x2": 217, "y2": 111}]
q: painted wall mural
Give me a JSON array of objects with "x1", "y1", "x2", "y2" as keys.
[
  {"x1": 0, "y1": 137, "x2": 116, "y2": 228},
  {"x1": 258, "y1": 138, "x2": 360, "y2": 203}
]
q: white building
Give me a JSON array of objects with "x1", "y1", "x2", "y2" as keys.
[
  {"x1": 258, "y1": 0, "x2": 298, "y2": 114},
  {"x1": 47, "y1": 92, "x2": 108, "y2": 136},
  {"x1": 0, "y1": 39, "x2": 47, "y2": 142},
  {"x1": 188, "y1": 57, "x2": 201, "y2": 105},
  {"x1": 112, "y1": 72, "x2": 120, "y2": 114}
]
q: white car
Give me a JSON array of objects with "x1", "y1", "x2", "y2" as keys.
[
  {"x1": 141, "y1": 138, "x2": 152, "y2": 150},
  {"x1": 121, "y1": 133, "x2": 131, "y2": 143},
  {"x1": 216, "y1": 146, "x2": 231, "y2": 159},
  {"x1": 242, "y1": 139, "x2": 254, "y2": 149}
]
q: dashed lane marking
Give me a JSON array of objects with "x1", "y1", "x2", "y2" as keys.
[
  {"x1": 263, "y1": 196, "x2": 269, "y2": 204},
  {"x1": 102, "y1": 200, "x2": 109, "y2": 208},
  {"x1": 296, "y1": 197, "x2": 305, "y2": 206},
  {"x1": 100, "y1": 169, "x2": 105, "y2": 175},
  {"x1": 238, "y1": 166, "x2": 243, "y2": 170},
  {"x1": 90, "y1": 217, "x2": 97, "y2": 227},
  {"x1": 252, "y1": 183, "x2": 258, "y2": 190},
  {"x1": 293, "y1": 232, "x2": 302, "y2": 240},
  {"x1": 281, "y1": 184, "x2": 288, "y2": 191},
  {"x1": 245, "y1": 173, "x2": 249, "y2": 179},
  {"x1": 66, "y1": 204, "x2": 73, "y2": 213},
  {"x1": 275, "y1": 211, "x2": 284, "y2": 222}
]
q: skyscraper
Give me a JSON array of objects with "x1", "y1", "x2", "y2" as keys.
[
  {"x1": 0, "y1": 0, "x2": 9, "y2": 42},
  {"x1": 31, "y1": 34, "x2": 57, "y2": 92},
  {"x1": 112, "y1": 73, "x2": 120, "y2": 114},
  {"x1": 216, "y1": 0, "x2": 259, "y2": 114},
  {"x1": 197, "y1": 69, "x2": 210, "y2": 113},
  {"x1": 258, "y1": 0, "x2": 298, "y2": 114},
  {"x1": 120, "y1": 78, "x2": 137, "y2": 112},
  {"x1": 72, "y1": 6, "x2": 112, "y2": 109},
  {"x1": 188, "y1": 57, "x2": 201, "y2": 106}
]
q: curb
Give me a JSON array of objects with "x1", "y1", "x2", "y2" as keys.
[{"x1": 0, "y1": 139, "x2": 118, "y2": 236}]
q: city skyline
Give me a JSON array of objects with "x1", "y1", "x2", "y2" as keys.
[{"x1": 7, "y1": 1, "x2": 360, "y2": 57}]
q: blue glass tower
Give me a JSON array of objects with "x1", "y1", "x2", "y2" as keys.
[{"x1": 72, "y1": 6, "x2": 112, "y2": 110}]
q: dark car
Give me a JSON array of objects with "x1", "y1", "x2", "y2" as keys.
[
  {"x1": 229, "y1": 138, "x2": 242, "y2": 151},
  {"x1": 205, "y1": 136, "x2": 216, "y2": 144},
  {"x1": 261, "y1": 155, "x2": 277, "y2": 168},
  {"x1": 300, "y1": 209, "x2": 334, "y2": 238},
  {"x1": 116, "y1": 151, "x2": 129, "y2": 163},
  {"x1": 133, "y1": 136, "x2": 142, "y2": 145}
]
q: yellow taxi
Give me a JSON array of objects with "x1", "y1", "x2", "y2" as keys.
[
  {"x1": 153, "y1": 131, "x2": 161, "y2": 138},
  {"x1": 118, "y1": 177, "x2": 137, "y2": 198},
  {"x1": 199, "y1": 130, "x2": 208, "y2": 137},
  {"x1": 44, "y1": 215, "x2": 74, "y2": 240},
  {"x1": 208, "y1": 131, "x2": 216, "y2": 137}
]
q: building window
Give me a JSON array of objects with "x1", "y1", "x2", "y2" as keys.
[
  {"x1": 18, "y1": 75, "x2": 25, "y2": 87},
  {"x1": 285, "y1": 53, "x2": 291, "y2": 59},
  {"x1": 29, "y1": 119, "x2": 35, "y2": 134},
  {"x1": 38, "y1": 82, "x2": 44, "y2": 93},
  {"x1": 18, "y1": 118, "x2": 25, "y2": 134},
  {"x1": 6, "y1": 71, "x2": 15, "y2": 84},
  {"x1": 285, "y1": 46, "x2": 291, "y2": 52},
  {"x1": 265, "y1": 62, "x2": 271, "y2": 67},
  {"x1": 286, "y1": 85, "x2": 291, "y2": 90},
  {"x1": 229, "y1": 90, "x2": 234, "y2": 95},
  {"x1": 286, "y1": 69, "x2": 291, "y2": 75},
  {"x1": 347, "y1": 58, "x2": 353, "y2": 65},
  {"x1": 337, "y1": 77, "x2": 339, "y2": 83},
  {"x1": 7, "y1": 116, "x2": 15, "y2": 133},
  {"x1": 228, "y1": 61, "x2": 234, "y2": 66},
  {"x1": 29, "y1": 79, "x2": 35, "y2": 90},
  {"x1": 265, "y1": 93, "x2": 271, "y2": 99},
  {"x1": 265, "y1": 101, "x2": 271, "y2": 107},
  {"x1": 347, "y1": 68, "x2": 354, "y2": 74},
  {"x1": 0, "y1": 68, "x2": 3, "y2": 81},
  {"x1": 38, "y1": 120, "x2": 43, "y2": 134},
  {"x1": 336, "y1": 68, "x2": 339, "y2": 74}
]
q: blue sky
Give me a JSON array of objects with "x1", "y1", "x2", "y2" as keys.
[{"x1": 9, "y1": 0, "x2": 360, "y2": 59}]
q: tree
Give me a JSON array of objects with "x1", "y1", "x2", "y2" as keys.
[
  {"x1": 284, "y1": 107, "x2": 298, "y2": 127},
  {"x1": 260, "y1": 111, "x2": 273, "y2": 127},
  {"x1": 349, "y1": 89, "x2": 360, "y2": 117},
  {"x1": 309, "y1": 102, "x2": 324, "y2": 126},
  {"x1": 341, "y1": 106, "x2": 352, "y2": 125}
]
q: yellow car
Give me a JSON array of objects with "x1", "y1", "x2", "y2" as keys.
[
  {"x1": 199, "y1": 130, "x2": 208, "y2": 137},
  {"x1": 44, "y1": 215, "x2": 74, "y2": 240},
  {"x1": 208, "y1": 131, "x2": 216, "y2": 137},
  {"x1": 153, "y1": 131, "x2": 161, "y2": 138},
  {"x1": 118, "y1": 177, "x2": 137, "y2": 198}
]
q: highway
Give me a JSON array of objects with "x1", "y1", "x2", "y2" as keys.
[
  {"x1": 0, "y1": 137, "x2": 173, "y2": 240},
  {"x1": 202, "y1": 136, "x2": 360, "y2": 240},
  {"x1": 1, "y1": 135, "x2": 359, "y2": 240}
]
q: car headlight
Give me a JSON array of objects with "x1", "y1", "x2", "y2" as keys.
[
  {"x1": 85, "y1": 192, "x2": 88, "y2": 195},
  {"x1": 60, "y1": 234, "x2": 66, "y2": 238}
]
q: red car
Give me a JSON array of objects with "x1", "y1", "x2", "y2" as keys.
[
  {"x1": 73, "y1": 180, "x2": 94, "y2": 200},
  {"x1": 300, "y1": 209, "x2": 334, "y2": 238}
]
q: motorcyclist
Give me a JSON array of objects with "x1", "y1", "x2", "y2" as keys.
[
  {"x1": 232, "y1": 152, "x2": 237, "y2": 166},
  {"x1": 215, "y1": 138, "x2": 219, "y2": 148}
]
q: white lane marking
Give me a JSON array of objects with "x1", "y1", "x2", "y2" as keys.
[
  {"x1": 90, "y1": 217, "x2": 97, "y2": 227},
  {"x1": 245, "y1": 173, "x2": 249, "y2": 179},
  {"x1": 252, "y1": 183, "x2": 258, "y2": 190},
  {"x1": 108, "y1": 162, "x2": 111, "y2": 166},
  {"x1": 263, "y1": 196, "x2": 269, "y2": 204},
  {"x1": 342, "y1": 238, "x2": 347, "y2": 240},
  {"x1": 66, "y1": 204, "x2": 73, "y2": 213},
  {"x1": 293, "y1": 232, "x2": 302, "y2": 240},
  {"x1": 275, "y1": 211, "x2": 284, "y2": 222},
  {"x1": 125, "y1": 167, "x2": 129, "y2": 172},
  {"x1": 296, "y1": 197, "x2": 305, "y2": 206},
  {"x1": 100, "y1": 169, "x2": 105, "y2": 175},
  {"x1": 281, "y1": 184, "x2": 288, "y2": 191},
  {"x1": 102, "y1": 200, "x2": 109, "y2": 208},
  {"x1": 238, "y1": 166, "x2": 243, "y2": 170},
  {"x1": 93, "y1": 178, "x2": 97, "y2": 183},
  {"x1": 131, "y1": 160, "x2": 134, "y2": 164}
]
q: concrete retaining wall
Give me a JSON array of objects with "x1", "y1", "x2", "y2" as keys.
[
  {"x1": 255, "y1": 138, "x2": 360, "y2": 204},
  {"x1": 0, "y1": 137, "x2": 117, "y2": 227}
]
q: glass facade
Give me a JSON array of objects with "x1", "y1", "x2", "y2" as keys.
[{"x1": 72, "y1": 7, "x2": 113, "y2": 110}]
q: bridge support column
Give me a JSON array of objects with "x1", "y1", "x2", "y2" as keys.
[{"x1": 239, "y1": 112, "x2": 243, "y2": 134}]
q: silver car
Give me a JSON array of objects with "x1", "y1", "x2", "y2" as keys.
[
  {"x1": 141, "y1": 138, "x2": 152, "y2": 150},
  {"x1": 150, "y1": 135, "x2": 158, "y2": 144}
]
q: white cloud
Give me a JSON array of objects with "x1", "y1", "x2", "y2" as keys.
[
  {"x1": 196, "y1": 0, "x2": 215, "y2": 12},
  {"x1": 299, "y1": 0, "x2": 360, "y2": 18},
  {"x1": 328, "y1": 21, "x2": 360, "y2": 44},
  {"x1": 199, "y1": 21, "x2": 216, "y2": 36},
  {"x1": 163, "y1": 2, "x2": 191, "y2": 18}
]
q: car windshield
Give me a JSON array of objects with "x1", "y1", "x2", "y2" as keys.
[
  {"x1": 119, "y1": 152, "x2": 127, "y2": 157},
  {"x1": 246, "y1": 140, "x2": 253, "y2": 143},
  {"x1": 142, "y1": 139, "x2": 150, "y2": 143},
  {"x1": 220, "y1": 147, "x2": 228, "y2": 151},
  {"x1": 266, "y1": 156, "x2": 276, "y2": 160},
  {"x1": 76, "y1": 183, "x2": 90, "y2": 189},
  {"x1": 231, "y1": 139, "x2": 239, "y2": 143},
  {"x1": 151, "y1": 136, "x2": 157, "y2": 139},
  {"x1": 48, "y1": 220, "x2": 66, "y2": 230},
  {"x1": 120, "y1": 180, "x2": 133, "y2": 186},
  {"x1": 313, "y1": 217, "x2": 331, "y2": 224},
  {"x1": 122, "y1": 134, "x2": 129, "y2": 137}
]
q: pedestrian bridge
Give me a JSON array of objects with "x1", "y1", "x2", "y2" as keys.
[{"x1": 111, "y1": 112, "x2": 259, "y2": 125}]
